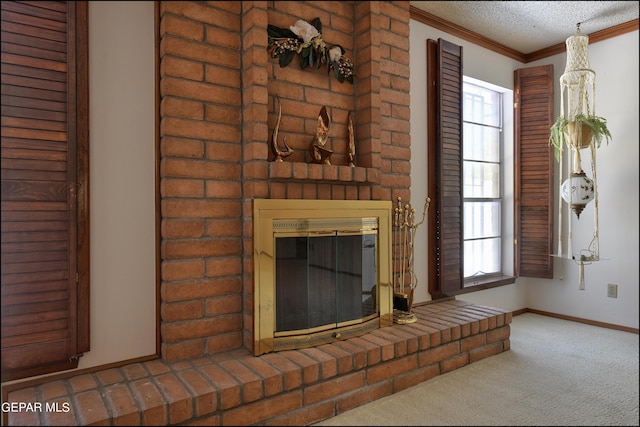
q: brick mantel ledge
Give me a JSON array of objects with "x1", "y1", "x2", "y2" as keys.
[
  {"x1": 5, "y1": 300, "x2": 511, "y2": 426},
  {"x1": 268, "y1": 161, "x2": 380, "y2": 184}
]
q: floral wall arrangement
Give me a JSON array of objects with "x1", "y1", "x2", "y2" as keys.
[{"x1": 267, "y1": 17, "x2": 355, "y2": 84}]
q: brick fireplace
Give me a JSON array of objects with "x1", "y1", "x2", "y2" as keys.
[{"x1": 159, "y1": 0, "x2": 412, "y2": 361}]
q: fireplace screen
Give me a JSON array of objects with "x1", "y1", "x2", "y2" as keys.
[
  {"x1": 275, "y1": 232, "x2": 377, "y2": 332},
  {"x1": 253, "y1": 199, "x2": 393, "y2": 355}
]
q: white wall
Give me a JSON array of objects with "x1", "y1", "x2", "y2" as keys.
[
  {"x1": 524, "y1": 31, "x2": 640, "y2": 329},
  {"x1": 410, "y1": 20, "x2": 639, "y2": 329},
  {"x1": 81, "y1": 1, "x2": 157, "y2": 369}
]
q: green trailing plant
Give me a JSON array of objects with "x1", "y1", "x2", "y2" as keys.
[
  {"x1": 549, "y1": 115, "x2": 569, "y2": 162},
  {"x1": 549, "y1": 114, "x2": 612, "y2": 162}
]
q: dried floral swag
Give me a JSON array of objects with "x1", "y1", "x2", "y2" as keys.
[{"x1": 267, "y1": 17, "x2": 355, "y2": 84}]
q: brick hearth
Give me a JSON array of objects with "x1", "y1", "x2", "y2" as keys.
[{"x1": 6, "y1": 300, "x2": 511, "y2": 426}]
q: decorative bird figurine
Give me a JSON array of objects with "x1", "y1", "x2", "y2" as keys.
[{"x1": 270, "y1": 95, "x2": 293, "y2": 162}]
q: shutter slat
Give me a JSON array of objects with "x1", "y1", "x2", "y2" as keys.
[{"x1": 1, "y1": 63, "x2": 67, "y2": 82}]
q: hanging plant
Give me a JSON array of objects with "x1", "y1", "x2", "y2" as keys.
[
  {"x1": 549, "y1": 114, "x2": 612, "y2": 162},
  {"x1": 267, "y1": 17, "x2": 355, "y2": 84}
]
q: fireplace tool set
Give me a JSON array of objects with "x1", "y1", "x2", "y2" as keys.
[{"x1": 392, "y1": 196, "x2": 430, "y2": 324}]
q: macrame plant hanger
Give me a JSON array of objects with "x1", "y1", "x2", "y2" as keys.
[{"x1": 556, "y1": 23, "x2": 600, "y2": 290}]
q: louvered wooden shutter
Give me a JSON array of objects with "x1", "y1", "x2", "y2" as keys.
[
  {"x1": 514, "y1": 65, "x2": 555, "y2": 278},
  {"x1": 1, "y1": 0, "x2": 89, "y2": 381},
  {"x1": 426, "y1": 38, "x2": 464, "y2": 297}
]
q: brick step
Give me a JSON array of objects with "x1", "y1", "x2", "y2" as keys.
[{"x1": 5, "y1": 300, "x2": 511, "y2": 426}]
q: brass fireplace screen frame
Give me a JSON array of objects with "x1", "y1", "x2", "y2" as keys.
[{"x1": 253, "y1": 199, "x2": 393, "y2": 356}]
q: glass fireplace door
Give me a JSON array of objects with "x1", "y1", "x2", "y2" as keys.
[
  {"x1": 275, "y1": 231, "x2": 377, "y2": 334},
  {"x1": 336, "y1": 232, "x2": 377, "y2": 323}
]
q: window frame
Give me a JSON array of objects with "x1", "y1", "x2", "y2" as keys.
[{"x1": 462, "y1": 78, "x2": 513, "y2": 289}]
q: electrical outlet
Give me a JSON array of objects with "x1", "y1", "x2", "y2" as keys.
[{"x1": 607, "y1": 283, "x2": 618, "y2": 298}]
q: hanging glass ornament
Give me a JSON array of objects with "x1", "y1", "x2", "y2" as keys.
[{"x1": 561, "y1": 170, "x2": 595, "y2": 218}]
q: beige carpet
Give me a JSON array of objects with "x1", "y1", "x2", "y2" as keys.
[{"x1": 314, "y1": 313, "x2": 639, "y2": 426}]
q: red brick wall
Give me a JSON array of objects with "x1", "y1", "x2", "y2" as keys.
[{"x1": 159, "y1": 1, "x2": 411, "y2": 362}]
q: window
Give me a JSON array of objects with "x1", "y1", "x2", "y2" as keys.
[
  {"x1": 463, "y1": 81, "x2": 503, "y2": 283},
  {"x1": 426, "y1": 38, "x2": 553, "y2": 298}
]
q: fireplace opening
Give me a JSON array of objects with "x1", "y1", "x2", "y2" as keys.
[
  {"x1": 253, "y1": 200, "x2": 393, "y2": 355},
  {"x1": 275, "y1": 231, "x2": 378, "y2": 333}
]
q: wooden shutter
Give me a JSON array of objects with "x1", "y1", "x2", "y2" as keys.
[
  {"x1": 1, "y1": 0, "x2": 89, "y2": 381},
  {"x1": 427, "y1": 38, "x2": 464, "y2": 298},
  {"x1": 514, "y1": 65, "x2": 555, "y2": 278}
]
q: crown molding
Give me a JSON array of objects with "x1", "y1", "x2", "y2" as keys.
[
  {"x1": 525, "y1": 19, "x2": 639, "y2": 62},
  {"x1": 410, "y1": 6, "x2": 639, "y2": 63},
  {"x1": 410, "y1": 6, "x2": 526, "y2": 62}
]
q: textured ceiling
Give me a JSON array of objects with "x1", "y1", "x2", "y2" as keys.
[{"x1": 410, "y1": 1, "x2": 639, "y2": 54}]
